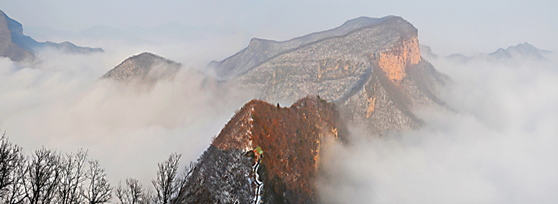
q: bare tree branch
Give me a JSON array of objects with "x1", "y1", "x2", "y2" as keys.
[
  {"x1": 0, "y1": 132, "x2": 27, "y2": 204},
  {"x1": 58, "y1": 149, "x2": 88, "y2": 204},
  {"x1": 152, "y1": 153, "x2": 181, "y2": 204},
  {"x1": 83, "y1": 159, "x2": 112, "y2": 204},
  {"x1": 116, "y1": 178, "x2": 149, "y2": 204},
  {"x1": 24, "y1": 147, "x2": 61, "y2": 204}
]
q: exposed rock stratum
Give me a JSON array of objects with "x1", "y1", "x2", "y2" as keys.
[{"x1": 211, "y1": 16, "x2": 450, "y2": 135}]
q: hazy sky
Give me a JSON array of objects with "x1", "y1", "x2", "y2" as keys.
[{"x1": 1, "y1": 0, "x2": 557, "y2": 55}]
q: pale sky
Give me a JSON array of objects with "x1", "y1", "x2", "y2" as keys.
[{"x1": 1, "y1": 0, "x2": 557, "y2": 55}]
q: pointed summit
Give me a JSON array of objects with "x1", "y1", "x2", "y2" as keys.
[{"x1": 102, "y1": 52, "x2": 181, "y2": 82}]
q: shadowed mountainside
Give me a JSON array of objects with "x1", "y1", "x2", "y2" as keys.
[{"x1": 174, "y1": 96, "x2": 347, "y2": 203}]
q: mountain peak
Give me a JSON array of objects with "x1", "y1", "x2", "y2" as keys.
[
  {"x1": 489, "y1": 42, "x2": 548, "y2": 60},
  {"x1": 177, "y1": 96, "x2": 347, "y2": 203},
  {"x1": 210, "y1": 15, "x2": 417, "y2": 79},
  {"x1": 338, "y1": 16, "x2": 378, "y2": 28},
  {"x1": 102, "y1": 52, "x2": 181, "y2": 82},
  {"x1": 129, "y1": 52, "x2": 160, "y2": 60},
  {"x1": 339, "y1": 15, "x2": 403, "y2": 29}
]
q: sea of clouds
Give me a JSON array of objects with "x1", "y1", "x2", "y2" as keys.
[
  {"x1": 1, "y1": 25, "x2": 557, "y2": 202},
  {"x1": 0, "y1": 33, "x2": 255, "y2": 187},
  {"x1": 319, "y1": 53, "x2": 558, "y2": 203}
]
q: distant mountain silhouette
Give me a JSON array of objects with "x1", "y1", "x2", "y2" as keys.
[
  {"x1": 488, "y1": 42, "x2": 550, "y2": 60},
  {"x1": 0, "y1": 9, "x2": 103, "y2": 62},
  {"x1": 102, "y1": 52, "x2": 181, "y2": 83},
  {"x1": 211, "y1": 16, "x2": 451, "y2": 135},
  {"x1": 421, "y1": 43, "x2": 552, "y2": 63}
]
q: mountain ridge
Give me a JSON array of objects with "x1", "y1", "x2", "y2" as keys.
[
  {"x1": 421, "y1": 42, "x2": 552, "y2": 63},
  {"x1": 0, "y1": 9, "x2": 103, "y2": 62},
  {"x1": 217, "y1": 15, "x2": 450, "y2": 135},
  {"x1": 209, "y1": 16, "x2": 411, "y2": 79}
]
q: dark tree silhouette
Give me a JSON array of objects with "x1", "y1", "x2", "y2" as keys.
[
  {"x1": 83, "y1": 160, "x2": 112, "y2": 204},
  {"x1": 116, "y1": 178, "x2": 150, "y2": 204},
  {"x1": 0, "y1": 132, "x2": 27, "y2": 204},
  {"x1": 0, "y1": 132, "x2": 119, "y2": 204},
  {"x1": 24, "y1": 147, "x2": 61, "y2": 204},
  {"x1": 58, "y1": 149, "x2": 88, "y2": 204},
  {"x1": 152, "y1": 153, "x2": 181, "y2": 204}
]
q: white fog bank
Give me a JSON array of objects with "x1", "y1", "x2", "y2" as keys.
[
  {"x1": 0, "y1": 46, "x2": 254, "y2": 186},
  {"x1": 320, "y1": 56, "x2": 558, "y2": 203}
]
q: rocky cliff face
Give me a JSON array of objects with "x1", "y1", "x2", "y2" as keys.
[
  {"x1": 0, "y1": 9, "x2": 103, "y2": 62},
  {"x1": 102, "y1": 52, "x2": 181, "y2": 83},
  {"x1": 376, "y1": 37, "x2": 420, "y2": 84},
  {"x1": 0, "y1": 9, "x2": 34, "y2": 61},
  {"x1": 212, "y1": 16, "x2": 450, "y2": 135},
  {"x1": 174, "y1": 96, "x2": 347, "y2": 203}
]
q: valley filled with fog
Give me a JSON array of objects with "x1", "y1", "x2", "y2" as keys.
[
  {"x1": 2, "y1": 32, "x2": 557, "y2": 203},
  {"x1": 320, "y1": 52, "x2": 558, "y2": 203},
  {"x1": 0, "y1": 1, "x2": 557, "y2": 203},
  {"x1": 0, "y1": 33, "x2": 256, "y2": 185}
]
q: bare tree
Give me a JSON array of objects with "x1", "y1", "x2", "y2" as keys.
[
  {"x1": 82, "y1": 160, "x2": 112, "y2": 204},
  {"x1": 3, "y1": 156, "x2": 26, "y2": 204},
  {"x1": 0, "y1": 132, "x2": 27, "y2": 204},
  {"x1": 170, "y1": 161, "x2": 199, "y2": 204},
  {"x1": 116, "y1": 178, "x2": 149, "y2": 204},
  {"x1": 0, "y1": 133, "x2": 117, "y2": 204},
  {"x1": 58, "y1": 149, "x2": 88, "y2": 204},
  {"x1": 24, "y1": 147, "x2": 61, "y2": 204},
  {"x1": 0, "y1": 132, "x2": 20, "y2": 195},
  {"x1": 152, "y1": 153, "x2": 181, "y2": 204}
]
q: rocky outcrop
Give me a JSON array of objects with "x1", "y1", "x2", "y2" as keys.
[
  {"x1": 175, "y1": 96, "x2": 347, "y2": 203},
  {"x1": 376, "y1": 37, "x2": 421, "y2": 84},
  {"x1": 101, "y1": 52, "x2": 181, "y2": 82},
  {"x1": 0, "y1": 9, "x2": 103, "y2": 62},
  {"x1": 0, "y1": 9, "x2": 34, "y2": 61},
  {"x1": 213, "y1": 16, "x2": 450, "y2": 135}
]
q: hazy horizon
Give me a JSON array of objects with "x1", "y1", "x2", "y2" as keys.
[{"x1": 1, "y1": 0, "x2": 557, "y2": 56}]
